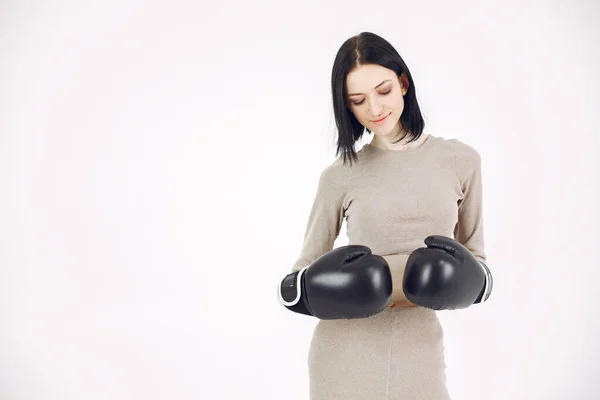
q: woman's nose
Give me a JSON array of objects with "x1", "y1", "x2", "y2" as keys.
[{"x1": 368, "y1": 97, "x2": 383, "y2": 116}]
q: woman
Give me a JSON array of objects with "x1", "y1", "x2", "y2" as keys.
[{"x1": 289, "y1": 32, "x2": 488, "y2": 399}]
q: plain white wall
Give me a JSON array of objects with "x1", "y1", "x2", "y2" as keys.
[{"x1": 1, "y1": 0, "x2": 599, "y2": 399}]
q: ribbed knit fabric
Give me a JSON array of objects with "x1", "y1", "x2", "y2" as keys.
[{"x1": 292, "y1": 133, "x2": 487, "y2": 399}]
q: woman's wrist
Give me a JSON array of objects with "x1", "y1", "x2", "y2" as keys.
[
  {"x1": 380, "y1": 253, "x2": 412, "y2": 305},
  {"x1": 388, "y1": 299, "x2": 417, "y2": 309}
]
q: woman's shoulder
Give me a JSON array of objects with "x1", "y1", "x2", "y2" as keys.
[
  {"x1": 318, "y1": 153, "x2": 350, "y2": 184},
  {"x1": 439, "y1": 135, "x2": 482, "y2": 178},
  {"x1": 434, "y1": 134, "x2": 481, "y2": 161}
]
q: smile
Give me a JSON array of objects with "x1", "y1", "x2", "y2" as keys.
[{"x1": 372, "y1": 113, "x2": 391, "y2": 123}]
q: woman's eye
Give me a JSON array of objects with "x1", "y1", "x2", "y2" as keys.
[{"x1": 351, "y1": 89, "x2": 391, "y2": 106}]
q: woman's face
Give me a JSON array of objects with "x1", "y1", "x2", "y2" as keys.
[{"x1": 345, "y1": 64, "x2": 408, "y2": 137}]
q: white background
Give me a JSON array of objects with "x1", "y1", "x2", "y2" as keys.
[{"x1": 1, "y1": 0, "x2": 599, "y2": 399}]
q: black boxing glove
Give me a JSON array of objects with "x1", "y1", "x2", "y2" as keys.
[
  {"x1": 278, "y1": 245, "x2": 393, "y2": 320},
  {"x1": 403, "y1": 235, "x2": 492, "y2": 310}
]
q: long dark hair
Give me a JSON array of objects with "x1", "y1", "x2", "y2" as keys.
[{"x1": 331, "y1": 32, "x2": 426, "y2": 166}]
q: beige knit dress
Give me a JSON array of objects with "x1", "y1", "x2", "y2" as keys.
[{"x1": 291, "y1": 133, "x2": 487, "y2": 400}]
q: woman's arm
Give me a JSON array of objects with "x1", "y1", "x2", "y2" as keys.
[{"x1": 380, "y1": 253, "x2": 417, "y2": 309}]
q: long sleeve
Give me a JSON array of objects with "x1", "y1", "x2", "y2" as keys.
[
  {"x1": 452, "y1": 139, "x2": 487, "y2": 264},
  {"x1": 291, "y1": 158, "x2": 350, "y2": 272}
]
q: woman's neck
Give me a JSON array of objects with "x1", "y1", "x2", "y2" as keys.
[{"x1": 370, "y1": 132, "x2": 429, "y2": 151}]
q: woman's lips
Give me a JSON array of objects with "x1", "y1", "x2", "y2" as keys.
[{"x1": 372, "y1": 113, "x2": 390, "y2": 124}]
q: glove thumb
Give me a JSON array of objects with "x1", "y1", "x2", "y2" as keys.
[{"x1": 423, "y1": 235, "x2": 465, "y2": 262}]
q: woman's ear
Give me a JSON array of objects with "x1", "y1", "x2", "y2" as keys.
[{"x1": 399, "y1": 72, "x2": 409, "y2": 93}]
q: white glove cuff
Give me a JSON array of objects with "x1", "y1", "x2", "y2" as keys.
[
  {"x1": 476, "y1": 259, "x2": 493, "y2": 303},
  {"x1": 278, "y1": 266, "x2": 309, "y2": 307}
]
